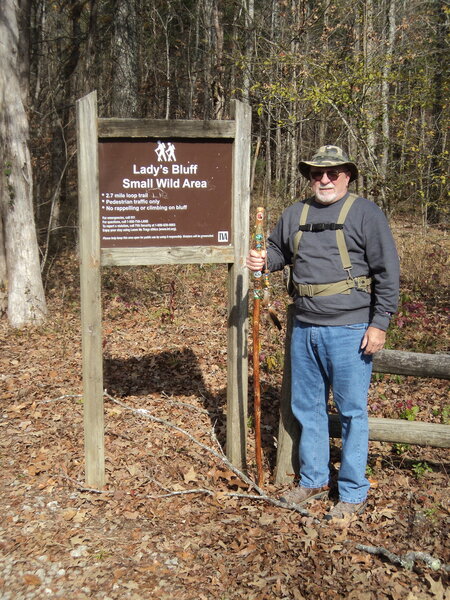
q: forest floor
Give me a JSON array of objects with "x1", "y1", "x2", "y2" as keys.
[{"x1": 0, "y1": 220, "x2": 449, "y2": 600}]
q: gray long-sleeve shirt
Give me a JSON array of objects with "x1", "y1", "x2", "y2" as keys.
[{"x1": 267, "y1": 193, "x2": 400, "y2": 331}]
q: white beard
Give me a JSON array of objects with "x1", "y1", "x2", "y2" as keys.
[{"x1": 315, "y1": 188, "x2": 338, "y2": 204}]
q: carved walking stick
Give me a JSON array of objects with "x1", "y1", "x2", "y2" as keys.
[
  {"x1": 252, "y1": 207, "x2": 267, "y2": 487},
  {"x1": 251, "y1": 207, "x2": 282, "y2": 486}
]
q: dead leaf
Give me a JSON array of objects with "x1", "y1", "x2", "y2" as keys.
[
  {"x1": 62, "y1": 508, "x2": 78, "y2": 521},
  {"x1": 23, "y1": 574, "x2": 42, "y2": 586},
  {"x1": 236, "y1": 543, "x2": 257, "y2": 557},
  {"x1": 425, "y1": 574, "x2": 447, "y2": 599},
  {"x1": 73, "y1": 510, "x2": 86, "y2": 523},
  {"x1": 183, "y1": 466, "x2": 198, "y2": 483},
  {"x1": 126, "y1": 464, "x2": 142, "y2": 477},
  {"x1": 259, "y1": 514, "x2": 275, "y2": 526},
  {"x1": 113, "y1": 567, "x2": 127, "y2": 581},
  {"x1": 123, "y1": 510, "x2": 139, "y2": 520},
  {"x1": 70, "y1": 535, "x2": 86, "y2": 546}
]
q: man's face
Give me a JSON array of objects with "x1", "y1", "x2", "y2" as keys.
[{"x1": 309, "y1": 168, "x2": 351, "y2": 204}]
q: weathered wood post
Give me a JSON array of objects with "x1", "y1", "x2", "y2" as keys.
[
  {"x1": 77, "y1": 91, "x2": 105, "y2": 488},
  {"x1": 274, "y1": 305, "x2": 299, "y2": 485},
  {"x1": 226, "y1": 100, "x2": 251, "y2": 471}
]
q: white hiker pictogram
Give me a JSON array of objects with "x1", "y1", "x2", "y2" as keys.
[
  {"x1": 166, "y1": 142, "x2": 176, "y2": 162},
  {"x1": 155, "y1": 141, "x2": 167, "y2": 161},
  {"x1": 155, "y1": 141, "x2": 176, "y2": 162}
]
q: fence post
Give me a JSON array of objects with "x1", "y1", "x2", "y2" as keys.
[{"x1": 274, "y1": 305, "x2": 299, "y2": 485}]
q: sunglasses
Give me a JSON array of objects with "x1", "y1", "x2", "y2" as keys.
[{"x1": 310, "y1": 169, "x2": 348, "y2": 181}]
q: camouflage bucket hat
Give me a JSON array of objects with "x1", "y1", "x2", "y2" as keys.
[{"x1": 298, "y1": 145, "x2": 358, "y2": 182}]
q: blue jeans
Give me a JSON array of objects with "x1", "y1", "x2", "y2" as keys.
[{"x1": 291, "y1": 321, "x2": 373, "y2": 503}]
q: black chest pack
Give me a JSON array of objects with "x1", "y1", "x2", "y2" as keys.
[{"x1": 286, "y1": 193, "x2": 373, "y2": 298}]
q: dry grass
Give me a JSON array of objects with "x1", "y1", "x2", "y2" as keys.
[{"x1": 392, "y1": 221, "x2": 449, "y2": 305}]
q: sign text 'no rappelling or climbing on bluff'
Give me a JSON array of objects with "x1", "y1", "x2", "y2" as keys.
[{"x1": 99, "y1": 139, "x2": 232, "y2": 248}]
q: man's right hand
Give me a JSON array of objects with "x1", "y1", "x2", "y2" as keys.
[{"x1": 246, "y1": 249, "x2": 266, "y2": 272}]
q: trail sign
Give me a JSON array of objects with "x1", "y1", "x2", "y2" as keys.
[
  {"x1": 98, "y1": 139, "x2": 232, "y2": 248},
  {"x1": 77, "y1": 91, "x2": 251, "y2": 487}
]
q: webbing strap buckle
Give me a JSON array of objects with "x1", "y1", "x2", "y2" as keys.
[{"x1": 298, "y1": 283, "x2": 314, "y2": 297}]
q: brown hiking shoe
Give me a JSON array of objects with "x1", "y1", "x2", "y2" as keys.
[
  {"x1": 324, "y1": 500, "x2": 367, "y2": 521},
  {"x1": 279, "y1": 486, "x2": 329, "y2": 506}
]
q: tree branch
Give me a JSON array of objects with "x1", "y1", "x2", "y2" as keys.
[
  {"x1": 104, "y1": 393, "x2": 312, "y2": 517},
  {"x1": 356, "y1": 544, "x2": 450, "y2": 573}
]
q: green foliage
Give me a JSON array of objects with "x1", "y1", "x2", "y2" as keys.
[
  {"x1": 422, "y1": 505, "x2": 439, "y2": 523},
  {"x1": 433, "y1": 404, "x2": 450, "y2": 425},
  {"x1": 261, "y1": 348, "x2": 284, "y2": 373},
  {"x1": 411, "y1": 461, "x2": 433, "y2": 479},
  {"x1": 399, "y1": 405, "x2": 420, "y2": 421},
  {"x1": 392, "y1": 443, "x2": 410, "y2": 455},
  {"x1": 91, "y1": 550, "x2": 110, "y2": 561}
]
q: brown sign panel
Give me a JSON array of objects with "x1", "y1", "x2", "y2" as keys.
[{"x1": 98, "y1": 139, "x2": 233, "y2": 248}]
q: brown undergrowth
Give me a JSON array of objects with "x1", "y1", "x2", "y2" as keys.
[{"x1": 0, "y1": 221, "x2": 449, "y2": 599}]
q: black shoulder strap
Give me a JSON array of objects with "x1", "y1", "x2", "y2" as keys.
[{"x1": 292, "y1": 193, "x2": 358, "y2": 272}]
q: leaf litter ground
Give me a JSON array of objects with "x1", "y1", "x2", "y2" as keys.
[{"x1": 0, "y1": 242, "x2": 449, "y2": 599}]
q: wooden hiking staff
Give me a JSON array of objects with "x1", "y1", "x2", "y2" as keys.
[{"x1": 252, "y1": 206, "x2": 266, "y2": 487}]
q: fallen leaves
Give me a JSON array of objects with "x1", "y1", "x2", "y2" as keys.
[{"x1": 0, "y1": 258, "x2": 449, "y2": 599}]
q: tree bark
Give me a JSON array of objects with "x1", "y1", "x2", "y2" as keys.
[
  {"x1": 427, "y1": 0, "x2": 448, "y2": 224},
  {"x1": 0, "y1": 0, "x2": 47, "y2": 327},
  {"x1": 111, "y1": 0, "x2": 140, "y2": 118},
  {"x1": 0, "y1": 211, "x2": 7, "y2": 315},
  {"x1": 362, "y1": 0, "x2": 377, "y2": 202},
  {"x1": 379, "y1": 0, "x2": 396, "y2": 214},
  {"x1": 241, "y1": 0, "x2": 254, "y2": 104}
]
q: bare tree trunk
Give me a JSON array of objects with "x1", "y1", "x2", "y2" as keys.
[
  {"x1": 264, "y1": 108, "x2": 272, "y2": 201},
  {"x1": 361, "y1": 0, "x2": 379, "y2": 202},
  {"x1": 0, "y1": 212, "x2": 6, "y2": 315},
  {"x1": 241, "y1": 0, "x2": 254, "y2": 104},
  {"x1": 288, "y1": 0, "x2": 301, "y2": 201},
  {"x1": 111, "y1": 0, "x2": 140, "y2": 117},
  {"x1": 0, "y1": 0, "x2": 47, "y2": 327},
  {"x1": 211, "y1": 2, "x2": 225, "y2": 119},
  {"x1": 379, "y1": 0, "x2": 396, "y2": 214},
  {"x1": 427, "y1": 0, "x2": 448, "y2": 224},
  {"x1": 202, "y1": 0, "x2": 214, "y2": 118}
]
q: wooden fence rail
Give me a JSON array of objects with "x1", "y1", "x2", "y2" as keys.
[
  {"x1": 373, "y1": 349, "x2": 450, "y2": 379},
  {"x1": 274, "y1": 306, "x2": 450, "y2": 484}
]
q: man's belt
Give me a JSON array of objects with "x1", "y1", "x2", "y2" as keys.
[{"x1": 295, "y1": 275, "x2": 373, "y2": 297}]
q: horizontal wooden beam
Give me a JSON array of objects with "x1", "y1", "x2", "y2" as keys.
[
  {"x1": 101, "y1": 245, "x2": 235, "y2": 266},
  {"x1": 329, "y1": 414, "x2": 450, "y2": 448},
  {"x1": 98, "y1": 118, "x2": 236, "y2": 139},
  {"x1": 373, "y1": 349, "x2": 450, "y2": 379}
]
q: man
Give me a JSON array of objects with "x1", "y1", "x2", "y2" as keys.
[{"x1": 246, "y1": 145, "x2": 400, "y2": 520}]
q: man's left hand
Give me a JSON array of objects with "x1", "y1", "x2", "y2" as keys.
[{"x1": 361, "y1": 326, "x2": 386, "y2": 355}]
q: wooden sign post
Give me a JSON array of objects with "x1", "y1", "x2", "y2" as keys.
[{"x1": 77, "y1": 91, "x2": 251, "y2": 487}]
